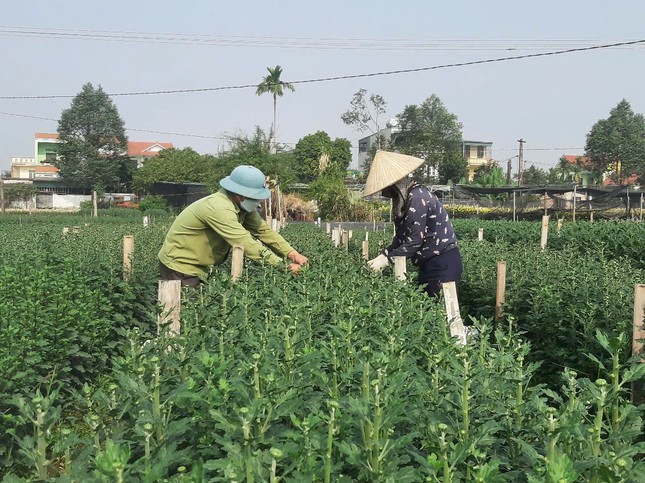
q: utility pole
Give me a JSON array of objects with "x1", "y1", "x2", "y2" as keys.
[
  {"x1": 517, "y1": 138, "x2": 525, "y2": 186},
  {"x1": 506, "y1": 158, "x2": 512, "y2": 185},
  {"x1": 0, "y1": 173, "x2": 5, "y2": 214}
]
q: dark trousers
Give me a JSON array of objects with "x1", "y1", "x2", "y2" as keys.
[
  {"x1": 417, "y1": 248, "x2": 463, "y2": 297},
  {"x1": 159, "y1": 262, "x2": 202, "y2": 288}
]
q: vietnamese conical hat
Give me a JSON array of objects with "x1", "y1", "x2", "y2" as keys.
[{"x1": 362, "y1": 150, "x2": 425, "y2": 197}]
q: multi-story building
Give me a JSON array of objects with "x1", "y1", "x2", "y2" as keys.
[
  {"x1": 463, "y1": 140, "x2": 493, "y2": 181},
  {"x1": 358, "y1": 125, "x2": 492, "y2": 182},
  {"x1": 9, "y1": 133, "x2": 173, "y2": 188}
]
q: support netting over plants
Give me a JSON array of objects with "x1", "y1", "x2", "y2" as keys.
[{"x1": 449, "y1": 185, "x2": 645, "y2": 220}]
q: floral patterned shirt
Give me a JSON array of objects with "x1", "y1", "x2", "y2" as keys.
[{"x1": 384, "y1": 183, "x2": 458, "y2": 265}]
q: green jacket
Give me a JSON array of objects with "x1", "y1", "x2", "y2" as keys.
[{"x1": 158, "y1": 189, "x2": 294, "y2": 279}]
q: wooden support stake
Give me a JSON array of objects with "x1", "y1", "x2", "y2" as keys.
[
  {"x1": 326, "y1": 222, "x2": 331, "y2": 235},
  {"x1": 540, "y1": 215, "x2": 550, "y2": 250},
  {"x1": 341, "y1": 230, "x2": 349, "y2": 251},
  {"x1": 158, "y1": 280, "x2": 181, "y2": 335},
  {"x1": 495, "y1": 260, "x2": 507, "y2": 321},
  {"x1": 442, "y1": 281, "x2": 467, "y2": 346},
  {"x1": 348, "y1": 230, "x2": 353, "y2": 240},
  {"x1": 362, "y1": 239, "x2": 369, "y2": 260},
  {"x1": 393, "y1": 256, "x2": 406, "y2": 281},
  {"x1": 123, "y1": 235, "x2": 134, "y2": 281},
  {"x1": 92, "y1": 191, "x2": 98, "y2": 218},
  {"x1": 332, "y1": 227, "x2": 340, "y2": 247},
  {"x1": 632, "y1": 284, "x2": 645, "y2": 404},
  {"x1": 478, "y1": 228, "x2": 484, "y2": 241},
  {"x1": 271, "y1": 218, "x2": 278, "y2": 231},
  {"x1": 231, "y1": 244, "x2": 244, "y2": 281},
  {"x1": 0, "y1": 177, "x2": 5, "y2": 214}
]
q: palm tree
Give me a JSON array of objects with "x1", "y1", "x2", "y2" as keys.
[{"x1": 256, "y1": 65, "x2": 295, "y2": 144}]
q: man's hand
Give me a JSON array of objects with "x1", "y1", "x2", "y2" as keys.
[
  {"x1": 288, "y1": 250, "x2": 309, "y2": 266},
  {"x1": 367, "y1": 254, "x2": 390, "y2": 273},
  {"x1": 289, "y1": 263, "x2": 302, "y2": 274}
]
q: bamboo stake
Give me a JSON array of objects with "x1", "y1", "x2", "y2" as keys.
[
  {"x1": 92, "y1": 191, "x2": 98, "y2": 218},
  {"x1": 231, "y1": 244, "x2": 244, "y2": 281},
  {"x1": 0, "y1": 177, "x2": 5, "y2": 214},
  {"x1": 393, "y1": 256, "x2": 406, "y2": 281},
  {"x1": 123, "y1": 235, "x2": 134, "y2": 282},
  {"x1": 341, "y1": 230, "x2": 349, "y2": 251},
  {"x1": 158, "y1": 280, "x2": 181, "y2": 335},
  {"x1": 332, "y1": 227, "x2": 340, "y2": 247},
  {"x1": 632, "y1": 284, "x2": 645, "y2": 404},
  {"x1": 495, "y1": 260, "x2": 507, "y2": 321},
  {"x1": 362, "y1": 239, "x2": 369, "y2": 260},
  {"x1": 361, "y1": 232, "x2": 370, "y2": 260},
  {"x1": 540, "y1": 215, "x2": 550, "y2": 250},
  {"x1": 442, "y1": 282, "x2": 467, "y2": 346}
]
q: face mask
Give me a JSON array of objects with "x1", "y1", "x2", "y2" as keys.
[
  {"x1": 381, "y1": 185, "x2": 397, "y2": 199},
  {"x1": 240, "y1": 198, "x2": 260, "y2": 212}
]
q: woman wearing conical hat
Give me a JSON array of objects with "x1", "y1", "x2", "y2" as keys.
[{"x1": 363, "y1": 151, "x2": 462, "y2": 297}]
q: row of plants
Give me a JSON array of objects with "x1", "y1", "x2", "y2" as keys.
[
  {"x1": 353, "y1": 220, "x2": 644, "y2": 387},
  {"x1": 451, "y1": 219, "x2": 645, "y2": 269},
  {"x1": 1, "y1": 218, "x2": 644, "y2": 480}
]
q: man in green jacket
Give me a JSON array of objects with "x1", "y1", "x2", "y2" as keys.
[{"x1": 158, "y1": 165, "x2": 309, "y2": 287}]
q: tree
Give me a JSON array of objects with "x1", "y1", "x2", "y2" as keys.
[
  {"x1": 307, "y1": 174, "x2": 351, "y2": 220},
  {"x1": 3, "y1": 183, "x2": 38, "y2": 207},
  {"x1": 522, "y1": 165, "x2": 549, "y2": 186},
  {"x1": 132, "y1": 148, "x2": 219, "y2": 193},
  {"x1": 55, "y1": 83, "x2": 132, "y2": 191},
  {"x1": 293, "y1": 131, "x2": 352, "y2": 182},
  {"x1": 218, "y1": 127, "x2": 297, "y2": 187},
  {"x1": 341, "y1": 88, "x2": 387, "y2": 142},
  {"x1": 256, "y1": 65, "x2": 295, "y2": 146},
  {"x1": 551, "y1": 156, "x2": 585, "y2": 184},
  {"x1": 585, "y1": 99, "x2": 645, "y2": 185},
  {"x1": 437, "y1": 152, "x2": 469, "y2": 185},
  {"x1": 391, "y1": 94, "x2": 465, "y2": 184},
  {"x1": 472, "y1": 162, "x2": 507, "y2": 187}
]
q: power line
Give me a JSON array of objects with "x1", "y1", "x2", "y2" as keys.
[
  {"x1": 2, "y1": 26, "x2": 643, "y2": 51},
  {"x1": 496, "y1": 147, "x2": 584, "y2": 151},
  {"x1": 0, "y1": 110, "x2": 302, "y2": 145},
  {"x1": 1, "y1": 39, "x2": 643, "y2": 100},
  {"x1": 0, "y1": 111, "x2": 592, "y2": 152}
]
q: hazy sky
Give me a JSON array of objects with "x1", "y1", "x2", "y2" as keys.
[{"x1": 2, "y1": 1, "x2": 644, "y2": 175}]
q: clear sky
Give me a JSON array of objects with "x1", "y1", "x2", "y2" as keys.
[{"x1": 2, "y1": 0, "x2": 644, "y2": 175}]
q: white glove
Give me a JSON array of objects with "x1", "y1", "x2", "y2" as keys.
[{"x1": 367, "y1": 254, "x2": 390, "y2": 273}]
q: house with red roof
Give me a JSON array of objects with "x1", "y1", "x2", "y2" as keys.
[
  {"x1": 10, "y1": 133, "x2": 174, "y2": 180},
  {"x1": 561, "y1": 153, "x2": 639, "y2": 186}
]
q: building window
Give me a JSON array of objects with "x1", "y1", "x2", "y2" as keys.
[
  {"x1": 359, "y1": 141, "x2": 368, "y2": 153},
  {"x1": 45, "y1": 152, "x2": 57, "y2": 162},
  {"x1": 464, "y1": 145, "x2": 471, "y2": 158},
  {"x1": 477, "y1": 146, "x2": 485, "y2": 158}
]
